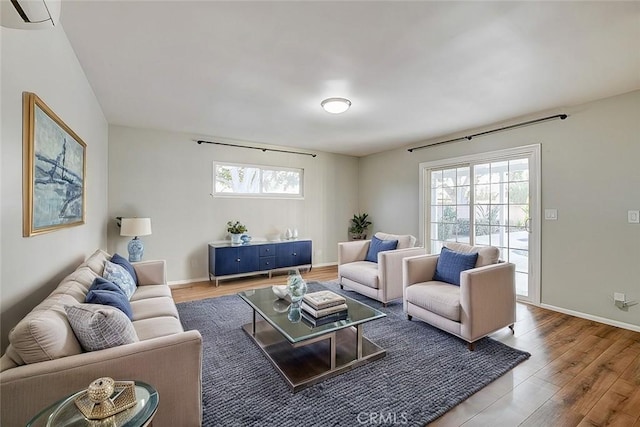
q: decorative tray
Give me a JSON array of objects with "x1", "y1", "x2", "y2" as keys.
[{"x1": 74, "y1": 380, "x2": 137, "y2": 420}]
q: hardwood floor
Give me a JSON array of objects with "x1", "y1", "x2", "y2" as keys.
[{"x1": 171, "y1": 266, "x2": 640, "y2": 427}]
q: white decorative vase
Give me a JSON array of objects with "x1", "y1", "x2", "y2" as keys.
[
  {"x1": 285, "y1": 228, "x2": 293, "y2": 240},
  {"x1": 230, "y1": 233, "x2": 243, "y2": 244},
  {"x1": 292, "y1": 228, "x2": 298, "y2": 239}
]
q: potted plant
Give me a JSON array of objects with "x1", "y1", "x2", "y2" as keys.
[
  {"x1": 227, "y1": 220, "x2": 248, "y2": 244},
  {"x1": 348, "y1": 213, "x2": 372, "y2": 240}
]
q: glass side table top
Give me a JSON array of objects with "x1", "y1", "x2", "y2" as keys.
[
  {"x1": 27, "y1": 381, "x2": 158, "y2": 427},
  {"x1": 239, "y1": 285, "x2": 386, "y2": 343}
]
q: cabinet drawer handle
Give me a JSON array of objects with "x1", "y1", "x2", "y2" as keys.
[
  {"x1": 265, "y1": 262, "x2": 270, "y2": 265},
  {"x1": 236, "y1": 258, "x2": 241, "y2": 262},
  {"x1": 293, "y1": 253, "x2": 297, "y2": 256},
  {"x1": 266, "y1": 249, "x2": 270, "y2": 252}
]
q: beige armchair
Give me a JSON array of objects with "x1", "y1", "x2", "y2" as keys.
[
  {"x1": 403, "y1": 242, "x2": 516, "y2": 350},
  {"x1": 338, "y1": 232, "x2": 426, "y2": 306}
]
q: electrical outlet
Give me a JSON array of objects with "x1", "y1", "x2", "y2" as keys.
[
  {"x1": 544, "y1": 209, "x2": 558, "y2": 220},
  {"x1": 614, "y1": 292, "x2": 626, "y2": 302},
  {"x1": 628, "y1": 210, "x2": 639, "y2": 224}
]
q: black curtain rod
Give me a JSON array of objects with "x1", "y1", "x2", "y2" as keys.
[
  {"x1": 196, "y1": 139, "x2": 317, "y2": 158},
  {"x1": 407, "y1": 114, "x2": 568, "y2": 153}
]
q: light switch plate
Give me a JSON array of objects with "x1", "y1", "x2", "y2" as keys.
[
  {"x1": 545, "y1": 209, "x2": 558, "y2": 220},
  {"x1": 628, "y1": 210, "x2": 639, "y2": 224}
]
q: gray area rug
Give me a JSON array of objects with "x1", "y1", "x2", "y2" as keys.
[{"x1": 177, "y1": 281, "x2": 530, "y2": 427}]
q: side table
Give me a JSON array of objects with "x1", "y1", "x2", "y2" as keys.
[{"x1": 27, "y1": 380, "x2": 158, "y2": 427}]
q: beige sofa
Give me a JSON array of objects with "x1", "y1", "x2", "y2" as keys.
[
  {"x1": 338, "y1": 232, "x2": 426, "y2": 305},
  {"x1": 0, "y1": 250, "x2": 202, "y2": 427},
  {"x1": 403, "y1": 242, "x2": 516, "y2": 350}
]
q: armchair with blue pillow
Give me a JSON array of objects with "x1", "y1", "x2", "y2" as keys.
[
  {"x1": 338, "y1": 232, "x2": 426, "y2": 306},
  {"x1": 402, "y1": 242, "x2": 516, "y2": 350}
]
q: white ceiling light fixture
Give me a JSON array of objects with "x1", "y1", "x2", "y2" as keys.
[{"x1": 321, "y1": 97, "x2": 351, "y2": 114}]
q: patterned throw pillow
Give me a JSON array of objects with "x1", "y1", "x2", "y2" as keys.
[
  {"x1": 65, "y1": 304, "x2": 138, "y2": 352},
  {"x1": 110, "y1": 253, "x2": 138, "y2": 285},
  {"x1": 103, "y1": 260, "x2": 137, "y2": 299},
  {"x1": 433, "y1": 246, "x2": 479, "y2": 286}
]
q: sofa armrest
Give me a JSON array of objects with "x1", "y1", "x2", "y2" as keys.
[
  {"x1": 459, "y1": 262, "x2": 516, "y2": 342},
  {"x1": 378, "y1": 247, "x2": 426, "y2": 302},
  {"x1": 133, "y1": 259, "x2": 166, "y2": 286},
  {"x1": 338, "y1": 240, "x2": 371, "y2": 265},
  {"x1": 402, "y1": 254, "x2": 439, "y2": 288},
  {"x1": 0, "y1": 330, "x2": 202, "y2": 427},
  {"x1": 402, "y1": 254, "x2": 439, "y2": 312}
]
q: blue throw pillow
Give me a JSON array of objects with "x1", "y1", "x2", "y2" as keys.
[
  {"x1": 85, "y1": 290, "x2": 134, "y2": 320},
  {"x1": 111, "y1": 253, "x2": 138, "y2": 285},
  {"x1": 103, "y1": 260, "x2": 137, "y2": 300},
  {"x1": 88, "y1": 277, "x2": 127, "y2": 297},
  {"x1": 433, "y1": 246, "x2": 479, "y2": 286},
  {"x1": 365, "y1": 236, "x2": 399, "y2": 263}
]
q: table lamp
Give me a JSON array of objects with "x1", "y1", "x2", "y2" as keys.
[{"x1": 120, "y1": 218, "x2": 152, "y2": 262}]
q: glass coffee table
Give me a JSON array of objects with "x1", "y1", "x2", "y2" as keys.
[{"x1": 239, "y1": 286, "x2": 386, "y2": 392}]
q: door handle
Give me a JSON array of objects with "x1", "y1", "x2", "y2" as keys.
[{"x1": 524, "y1": 218, "x2": 531, "y2": 233}]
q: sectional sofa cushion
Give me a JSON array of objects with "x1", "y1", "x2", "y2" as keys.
[
  {"x1": 81, "y1": 249, "x2": 111, "y2": 276},
  {"x1": 8, "y1": 294, "x2": 82, "y2": 364},
  {"x1": 443, "y1": 242, "x2": 500, "y2": 267},
  {"x1": 65, "y1": 304, "x2": 138, "y2": 352},
  {"x1": 433, "y1": 246, "x2": 479, "y2": 286},
  {"x1": 103, "y1": 261, "x2": 137, "y2": 299},
  {"x1": 110, "y1": 253, "x2": 138, "y2": 285},
  {"x1": 85, "y1": 289, "x2": 134, "y2": 320},
  {"x1": 374, "y1": 232, "x2": 416, "y2": 250},
  {"x1": 129, "y1": 297, "x2": 180, "y2": 321},
  {"x1": 338, "y1": 261, "x2": 379, "y2": 289}
]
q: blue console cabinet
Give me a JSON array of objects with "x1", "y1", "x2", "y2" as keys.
[{"x1": 208, "y1": 240, "x2": 312, "y2": 286}]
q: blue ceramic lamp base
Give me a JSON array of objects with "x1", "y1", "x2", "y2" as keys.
[{"x1": 127, "y1": 237, "x2": 144, "y2": 262}]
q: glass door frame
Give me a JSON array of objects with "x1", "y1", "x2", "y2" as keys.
[{"x1": 418, "y1": 144, "x2": 541, "y2": 304}]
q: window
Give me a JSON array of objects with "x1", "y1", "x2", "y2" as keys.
[
  {"x1": 420, "y1": 145, "x2": 541, "y2": 303},
  {"x1": 213, "y1": 162, "x2": 303, "y2": 198}
]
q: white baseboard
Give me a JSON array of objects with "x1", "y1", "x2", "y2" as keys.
[
  {"x1": 540, "y1": 303, "x2": 640, "y2": 333},
  {"x1": 167, "y1": 262, "x2": 338, "y2": 288},
  {"x1": 168, "y1": 277, "x2": 209, "y2": 287},
  {"x1": 311, "y1": 262, "x2": 338, "y2": 268}
]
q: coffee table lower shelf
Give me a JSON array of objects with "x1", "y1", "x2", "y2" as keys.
[{"x1": 242, "y1": 320, "x2": 386, "y2": 392}]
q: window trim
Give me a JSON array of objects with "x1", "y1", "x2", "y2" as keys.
[{"x1": 212, "y1": 161, "x2": 305, "y2": 199}]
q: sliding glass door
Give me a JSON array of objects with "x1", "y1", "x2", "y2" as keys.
[{"x1": 422, "y1": 146, "x2": 539, "y2": 302}]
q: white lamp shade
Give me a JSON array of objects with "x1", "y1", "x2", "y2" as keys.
[{"x1": 120, "y1": 218, "x2": 152, "y2": 237}]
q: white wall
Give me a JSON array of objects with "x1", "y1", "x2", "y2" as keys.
[
  {"x1": 359, "y1": 90, "x2": 640, "y2": 328},
  {"x1": 0, "y1": 26, "x2": 109, "y2": 351},
  {"x1": 107, "y1": 126, "x2": 359, "y2": 283}
]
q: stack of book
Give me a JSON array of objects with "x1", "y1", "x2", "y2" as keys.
[{"x1": 301, "y1": 290, "x2": 348, "y2": 326}]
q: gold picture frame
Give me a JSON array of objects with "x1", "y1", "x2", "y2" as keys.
[{"x1": 23, "y1": 92, "x2": 87, "y2": 237}]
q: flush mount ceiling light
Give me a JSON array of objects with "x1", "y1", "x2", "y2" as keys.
[{"x1": 321, "y1": 97, "x2": 351, "y2": 114}]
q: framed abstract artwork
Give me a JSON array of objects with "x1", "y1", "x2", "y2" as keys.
[{"x1": 23, "y1": 92, "x2": 86, "y2": 237}]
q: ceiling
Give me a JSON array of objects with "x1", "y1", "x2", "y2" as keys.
[{"x1": 60, "y1": 1, "x2": 640, "y2": 157}]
